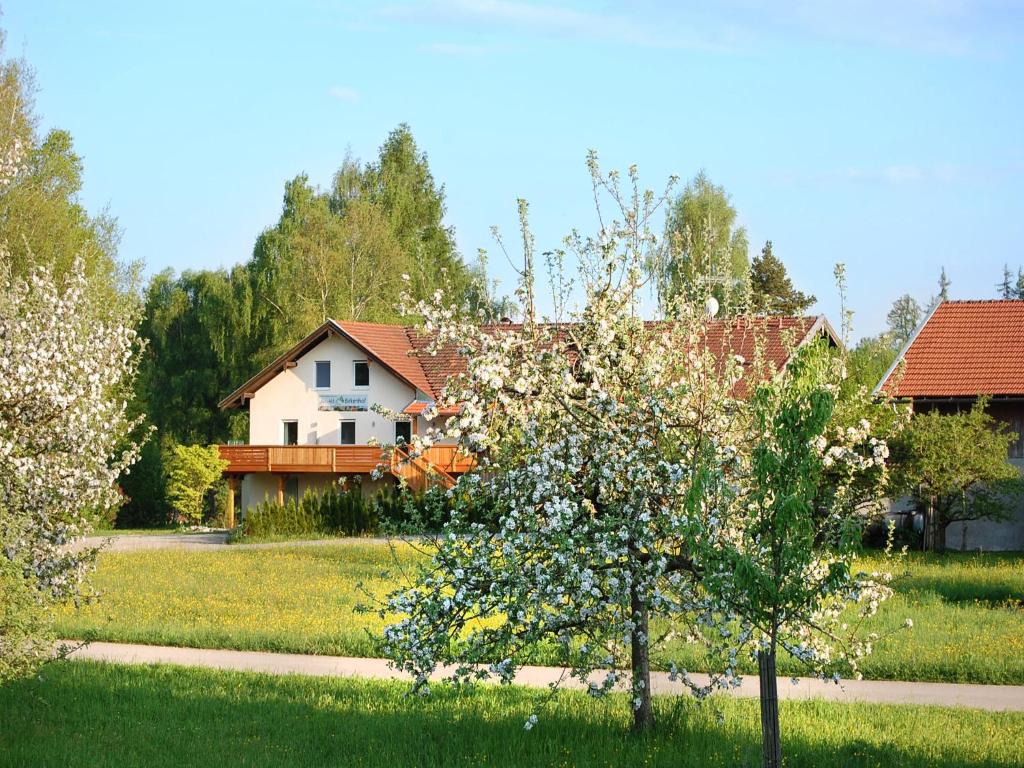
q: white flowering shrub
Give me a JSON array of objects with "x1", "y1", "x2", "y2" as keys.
[
  {"x1": 0, "y1": 259, "x2": 143, "y2": 681},
  {"x1": 377, "y1": 157, "x2": 902, "y2": 744}
]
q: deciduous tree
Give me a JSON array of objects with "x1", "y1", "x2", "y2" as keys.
[
  {"x1": 164, "y1": 443, "x2": 229, "y2": 526},
  {"x1": 886, "y1": 294, "x2": 922, "y2": 349},
  {"x1": 377, "y1": 157, "x2": 900, "y2": 761},
  {"x1": 654, "y1": 170, "x2": 750, "y2": 316},
  {"x1": 890, "y1": 400, "x2": 1024, "y2": 551},
  {"x1": 0, "y1": 260, "x2": 142, "y2": 680}
]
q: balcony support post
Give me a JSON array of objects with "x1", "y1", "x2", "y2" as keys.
[
  {"x1": 225, "y1": 476, "x2": 237, "y2": 529},
  {"x1": 277, "y1": 475, "x2": 285, "y2": 507}
]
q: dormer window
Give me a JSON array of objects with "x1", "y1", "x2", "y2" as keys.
[
  {"x1": 315, "y1": 361, "x2": 331, "y2": 389},
  {"x1": 353, "y1": 360, "x2": 369, "y2": 388}
]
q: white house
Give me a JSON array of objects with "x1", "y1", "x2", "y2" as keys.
[
  {"x1": 217, "y1": 319, "x2": 471, "y2": 520},
  {"x1": 217, "y1": 314, "x2": 840, "y2": 523}
]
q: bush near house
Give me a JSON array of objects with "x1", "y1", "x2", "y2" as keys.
[
  {"x1": 164, "y1": 443, "x2": 229, "y2": 526},
  {"x1": 239, "y1": 486, "x2": 379, "y2": 540},
  {"x1": 234, "y1": 484, "x2": 497, "y2": 542}
]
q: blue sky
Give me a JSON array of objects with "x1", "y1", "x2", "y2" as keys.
[{"x1": 6, "y1": 1, "x2": 1024, "y2": 338}]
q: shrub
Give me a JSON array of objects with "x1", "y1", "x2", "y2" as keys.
[
  {"x1": 165, "y1": 443, "x2": 229, "y2": 526},
  {"x1": 239, "y1": 485, "x2": 378, "y2": 540}
]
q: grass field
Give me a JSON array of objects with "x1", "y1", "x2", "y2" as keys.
[
  {"x1": 54, "y1": 543, "x2": 1024, "y2": 684},
  {"x1": 1, "y1": 661, "x2": 1021, "y2": 768}
]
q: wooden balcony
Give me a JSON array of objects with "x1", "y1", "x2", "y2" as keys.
[{"x1": 218, "y1": 444, "x2": 476, "y2": 476}]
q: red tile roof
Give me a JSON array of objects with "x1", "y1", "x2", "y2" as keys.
[
  {"x1": 337, "y1": 321, "x2": 434, "y2": 395},
  {"x1": 402, "y1": 400, "x2": 431, "y2": 416},
  {"x1": 221, "y1": 316, "x2": 837, "y2": 409},
  {"x1": 407, "y1": 316, "x2": 833, "y2": 400},
  {"x1": 881, "y1": 301, "x2": 1024, "y2": 398}
]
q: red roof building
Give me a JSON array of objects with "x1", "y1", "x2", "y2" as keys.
[
  {"x1": 880, "y1": 301, "x2": 1024, "y2": 399},
  {"x1": 878, "y1": 300, "x2": 1024, "y2": 551}
]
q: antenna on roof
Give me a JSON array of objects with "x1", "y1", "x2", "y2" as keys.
[{"x1": 704, "y1": 296, "x2": 720, "y2": 318}]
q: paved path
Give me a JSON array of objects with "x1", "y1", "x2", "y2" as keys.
[
  {"x1": 78, "y1": 533, "x2": 399, "y2": 552},
  {"x1": 65, "y1": 641, "x2": 1024, "y2": 712}
]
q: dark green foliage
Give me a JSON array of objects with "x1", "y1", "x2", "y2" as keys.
[
  {"x1": 936, "y1": 267, "x2": 951, "y2": 302},
  {"x1": 749, "y1": 241, "x2": 815, "y2": 315},
  {"x1": 997, "y1": 264, "x2": 1014, "y2": 299},
  {"x1": 236, "y1": 481, "x2": 495, "y2": 541},
  {"x1": 889, "y1": 399, "x2": 1024, "y2": 551},
  {"x1": 239, "y1": 486, "x2": 380, "y2": 539}
]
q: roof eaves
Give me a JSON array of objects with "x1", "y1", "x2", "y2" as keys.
[{"x1": 218, "y1": 320, "x2": 337, "y2": 410}]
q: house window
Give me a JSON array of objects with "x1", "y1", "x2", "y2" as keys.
[
  {"x1": 353, "y1": 360, "x2": 370, "y2": 388},
  {"x1": 282, "y1": 420, "x2": 298, "y2": 446},
  {"x1": 395, "y1": 420, "x2": 412, "y2": 445},
  {"x1": 339, "y1": 419, "x2": 356, "y2": 445},
  {"x1": 315, "y1": 361, "x2": 331, "y2": 389},
  {"x1": 1010, "y1": 416, "x2": 1024, "y2": 460},
  {"x1": 285, "y1": 477, "x2": 299, "y2": 505}
]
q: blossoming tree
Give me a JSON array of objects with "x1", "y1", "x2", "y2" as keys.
[
  {"x1": 378, "y1": 157, "x2": 901, "y2": 753},
  {"x1": 0, "y1": 259, "x2": 142, "y2": 680}
]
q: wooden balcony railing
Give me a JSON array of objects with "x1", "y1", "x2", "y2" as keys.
[{"x1": 218, "y1": 444, "x2": 476, "y2": 477}]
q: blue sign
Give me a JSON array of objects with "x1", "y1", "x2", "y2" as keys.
[{"x1": 318, "y1": 394, "x2": 368, "y2": 412}]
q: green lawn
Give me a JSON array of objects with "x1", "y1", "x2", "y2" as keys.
[
  {"x1": 55, "y1": 544, "x2": 1024, "y2": 684},
  {"x1": 1, "y1": 661, "x2": 1021, "y2": 768}
]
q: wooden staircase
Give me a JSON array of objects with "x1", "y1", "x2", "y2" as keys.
[{"x1": 389, "y1": 444, "x2": 458, "y2": 491}]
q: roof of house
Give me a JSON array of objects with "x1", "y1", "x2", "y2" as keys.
[
  {"x1": 220, "y1": 314, "x2": 839, "y2": 410},
  {"x1": 879, "y1": 300, "x2": 1024, "y2": 398}
]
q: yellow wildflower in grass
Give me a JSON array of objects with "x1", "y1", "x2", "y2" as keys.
[{"x1": 54, "y1": 544, "x2": 1024, "y2": 684}]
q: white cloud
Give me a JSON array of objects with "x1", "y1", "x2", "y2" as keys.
[{"x1": 328, "y1": 85, "x2": 359, "y2": 102}]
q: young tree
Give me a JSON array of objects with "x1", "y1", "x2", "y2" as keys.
[
  {"x1": 997, "y1": 264, "x2": 1014, "y2": 299},
  {"x1": 701, "y1": 344, "x2": 899, "y2": 768},
  {"x1": 749, "y1": 240, "x2": 815, "y2": 315},
  {"x1": 937, "y1": 267, "x2": 951, "y2": 302},
  {"x1": 1016, "y1": 267, "x2": 1024, "y2": 301},
  {"x1": 377, "y1": 157, "x2": 900, "y2": 752},
  {"x1": 380, "y1": 158, "x2": 744, "y2": 733},
  {"x1": 886, "y1": 294, "x2": 922, "y2": 349},
  {"x1": 164, "y1": 443, "x2": 229, "y2": 526},
  {"x1": 890, "y1": 401, "x2": 1024, "y2": 551},
  {"x1": 654, "y1": 170, "x2": 750, "y2": 316},
  {"x1": 0, "y1": 260, "x2": 143, "y2": 680}
]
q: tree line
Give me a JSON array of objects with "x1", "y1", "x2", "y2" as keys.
[{"x1": 4, "y1": 31, "x2": 1015, "y2": 540}]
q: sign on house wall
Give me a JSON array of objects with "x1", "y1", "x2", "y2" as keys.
[{"x1": 318, "y1": 394, "x2": 368, "y2": 412}]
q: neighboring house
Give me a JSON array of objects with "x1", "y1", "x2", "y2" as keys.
[
  {"x1": 878, "y1": 300, "x2": 1024, "y2": 551},
  {"x1": 218, "y1": 315, "x2": 840, "y2": 519}
]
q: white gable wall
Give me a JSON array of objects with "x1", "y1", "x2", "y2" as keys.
[{"x1": 248, "y1": 334, "x2": 419, "y2": 445}]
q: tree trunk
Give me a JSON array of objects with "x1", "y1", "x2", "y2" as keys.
[
  {"x1": 758, "y1": 638, "x2": 782, "y2": 768},
  {"x1": 922, "y1": 496, "x2": 938, "y2": 551},
  {"x1": 630, "y1": 585, "x2": 655, "y2": 733}
]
